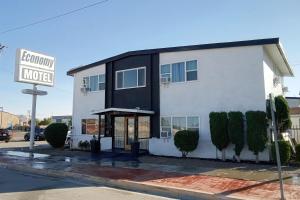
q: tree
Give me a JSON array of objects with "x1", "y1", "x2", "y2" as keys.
[
  {"x1": 174, "y1": 130, "x2": 199, "y2": 158},
  {"x1": 38, "y1": 117, "x2": 52, "y2": 126},
  {"x1": 246, "y1": 111, "x2": 268, "y2": 163},
  {"x1": 228, "y1": 112, "x2": 244, "y2": 162},
  {"x1": 209, "y1": 112, "x2": 229, "y2": 161}
]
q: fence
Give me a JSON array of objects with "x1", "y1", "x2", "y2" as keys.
[{"x1": 290, "y1": 126, "x2": 300, "y2": 144}]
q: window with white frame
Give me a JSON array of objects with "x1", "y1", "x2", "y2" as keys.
[
  {"x1": 172, "y1": 117, "x2": 186, "y2": 134},
  {"x1": 160, "y1": 60, "x2": 198, "y2": 83},
  {"x1": 116, "y1": 67, "x2": 146, "y2": 90},
  {"x1": 98, "y1": 74, "x2": 105, "y2": 90},
  {"x1": 187, "y1": 116, "x2": 199, "y2": 133},
  {"x1": 161, "y1": 64, "x2": 171, "y2": 81},
  {"x1": 186, "y1": 60, "x2": 198, "y2": 81},
  {"x1": 160, "y1": 116, "x2": 199, "y2": 137},
  {"x1": 160, "y1": 117, "x2": 172, "y2": 138},
  {"x1": 90, "y1": 75, "x2": 98, "y2": 91},
  {"x1": 82, "y1": 74, "x2": 105, "y2": 92}
]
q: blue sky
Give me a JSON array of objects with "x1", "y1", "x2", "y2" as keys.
[{"x1": 0, "y1": 0, "x2": 300, "y2": 118}]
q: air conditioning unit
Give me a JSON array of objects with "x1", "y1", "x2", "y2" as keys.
[
  {"x1": 160, "y1": 131, "x2": 171, "y2": 138},
  {"x1": 80, "y1": 86, "x2": 90, "y2": 93},
  {"x1": 282, "y1": 86, "x2": 289, "y2": 93},
  {"x1": 273, "y1": 76, "x2": 280, "y2": 87},
  {"x1": 161, "y1": 76, "x2": 170, "y2": 84}
]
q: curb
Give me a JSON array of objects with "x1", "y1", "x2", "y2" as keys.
[{"x1": 0, "y1": 162, "x2": 240, "y2": 200}]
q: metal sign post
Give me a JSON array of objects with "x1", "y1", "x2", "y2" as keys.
[
  {"x1": 22, "y1": 86, "x2": 47, "y2": 150},
  {"x1": 15, "y1": 48, "x2": 55, "y2": 151},
  {"x1": 269, "y1": 93, "x2": 285, "y2": 200}
]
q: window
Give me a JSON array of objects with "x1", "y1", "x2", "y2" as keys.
[
  {"x1": 161, "y1": 117, "x2": 171, "y2": 138},
  {"x1": 160, "y1": 60, "x2": 198, "y2": 83},
  {"x1": 161, "y1": 64, "x2": 171, "y2": 81},
  {"x1": 172, "y1": 62, "x2": 185, "y2": 82},
  {"x1": 187, "y1": 116, "x2": 199, "y2": 133},
  {"x1": 82, "y1": 74, "x2": 105, "y2": 92},
  {"x1": 160, "y1": 116, "x2": 200, "y2": 138},
  {"x1": 172, "y1": 117, "x2": 186, "y2": 135},
  {"x1": 98, "y1": 74, "x2": 105, "y2": 90},
  {"x1": 186, "y1": 60, "x2": 197, "y2": 81},
  {"x1": 82, "y1": 119, "x2": 98, "y2": 135},
  {"x1": 138, "y1": 116, "x2": 150, "y2": 139},
  {"x1": 116, "y1": 67, "x2": 146, "y2": 89},
  {"x1": 90, "y1": 75, "x2": 98, "y2": 91}
]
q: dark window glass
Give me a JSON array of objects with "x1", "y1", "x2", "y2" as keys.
[{"x1": 138, "y1": 68, "x2": 145, "y2": 86}]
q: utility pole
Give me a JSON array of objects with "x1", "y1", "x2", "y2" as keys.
[{"x1": 269, "y1": 93, "x2": 285, "y2": 200}]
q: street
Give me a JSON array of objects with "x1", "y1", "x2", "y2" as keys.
[{"x1": 0, "y1": 168, "x2": 176, "y2": 200}]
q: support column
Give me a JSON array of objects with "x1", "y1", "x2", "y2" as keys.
[
  {"x1": 98, "y1": 114, "x2": 101, "y2": 145},
  {"x1": 134, "y1": 114, "x2": 138, "y2": 143}
]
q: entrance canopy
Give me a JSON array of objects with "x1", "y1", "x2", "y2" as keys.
[{"x1": 91, "y1": 107, "x2": 155, "y2": 116}]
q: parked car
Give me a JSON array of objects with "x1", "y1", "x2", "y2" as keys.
[
  {"x1": 65, "y1": 130, "x2": 71, "y2": 147},
  {"x1": 24, "y1": 129, "x2": 45, "y2": 141},
  {"x1": 0, "y1": 129, "x2": 12, "y2": 142}
]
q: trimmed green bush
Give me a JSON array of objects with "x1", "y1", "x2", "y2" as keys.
[
  {"x1": 296, "y1": 144, "x2": 300, "y2": 162},
  {"x1": 209, "y1": 112, "x2": 229, "y2": 160},
  {"x1": 44, "y1": 123, "x2": 68, "y2": 148},
  {"x1": 267, "y1": 96, "x2": 292, "y2": 132},
  {"x1": 271, "y1": 140, "x2": 291, "y2": 164},
  {"x1": 228, "y1": 112, "x2": 244, "y2": 160},
  {"x1": 174, "y1": 130, "x2": 199, "y2": 157},
  {"x1": 246, "y1": 111, "x2": 268, "y2": 162}
]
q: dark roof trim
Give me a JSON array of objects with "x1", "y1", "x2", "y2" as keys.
[
  {"x1": 286, "y1": 97, "x2": 300, "y2": 100},
  {"x1": 67, "y1": 38, "x2": 280, "y2": 76}
]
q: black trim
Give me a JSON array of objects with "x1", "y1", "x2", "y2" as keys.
[
  {"x1": 67, "y1": 38, "x2": 279, "y2": 75},
  {"x1": 286, "y1": 97, "x2": 300, "y2": 99}
]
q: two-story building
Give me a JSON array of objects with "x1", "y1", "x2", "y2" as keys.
[{"x1": 67, "y1": 38, "x2": 293, "y2": 161}]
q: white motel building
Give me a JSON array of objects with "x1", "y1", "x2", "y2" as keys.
[{"x1": 67, "y1": 38, "x2": 294, "y2": 161}]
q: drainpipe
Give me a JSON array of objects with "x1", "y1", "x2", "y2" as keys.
[{"x1": 134, "y1": 114, "x2": 138, "y2": 143}]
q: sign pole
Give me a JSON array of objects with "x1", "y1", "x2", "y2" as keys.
[
  {"x1": 269, "y1": 93, "x2": 285, "y2": 200},
  {"x1": 29, "y1": 84, "x2": 37, "y2": 150}
]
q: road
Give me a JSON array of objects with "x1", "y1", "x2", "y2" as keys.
[{"x1": 0, "y1": 168, "x2": 176, "y2": 200}]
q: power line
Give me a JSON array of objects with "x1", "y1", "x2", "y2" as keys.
[{"x1": 0, "y1": 0, "x2": 109, "y2": 35}]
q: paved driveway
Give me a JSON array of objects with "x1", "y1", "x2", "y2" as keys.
[{"x1": 0, "y1": 168, "x2": 176, "y2": 200}]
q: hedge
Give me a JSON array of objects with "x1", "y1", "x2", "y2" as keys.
[
  {"x1": 44, "y1": 123, "x2": 68, "y2": 148},
  {"x1": 209, "y1": 112, "x2": 229, "y2": 151},
  {"x1": 246, "y1": 111, "x2": 268, "y2": 157},
  {"x1": 271, "y1": 140, "x2": 291, "y2": 164},
  {"x1": 228, "y1": 112, "x2": 244, "y2": 157},
  {"x1": 174, "y1": 130, "x2": 199, "y2": 157}
]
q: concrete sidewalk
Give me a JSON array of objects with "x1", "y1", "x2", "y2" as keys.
[{"x1": 0, "y1": 148, "x2": 300, "y2": 199}]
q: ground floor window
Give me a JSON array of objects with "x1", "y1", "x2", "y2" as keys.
[
  {"x1": 160, "y1": 116, "x2": 199, "y2": 138},
  {"x1": 82, "y1": 119, "x2": 98, "y2": 135}
]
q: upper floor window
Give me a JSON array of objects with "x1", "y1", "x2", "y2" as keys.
[
  {"x1": 116, "y1": 67, "x2": 146, "y2": 90},
  {"x1": 160, "y1": 60, "x2": 198, "y2": 83},
  {"x1": 82, "y1": 73, "x2": 105, "y2": 92}
]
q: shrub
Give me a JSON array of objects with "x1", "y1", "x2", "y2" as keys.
[
  {"x1": 209, "y1": 112, "x2": 229, "y2": 160},
  {"x1": 228, "y1": 112, "x2": 244, "y2": 161},
  {"x1": 271, "y1": 140, "x2": 291, "y2": 164},
  {"x1": 296, "y1": 144, "x2": 300, "y2": 162},
  {"x1": 246, "y1": 111, "x2": 268, "y2": 162},
  {"x1": 267, "y1": 96, "x2": 292, "y2": 132},
  {"x1": 44, "y1": 123, "x2": 68, "y2": 148},
  {"x1": 174, "y1": 130, "x2": 199, "y2": 157}
]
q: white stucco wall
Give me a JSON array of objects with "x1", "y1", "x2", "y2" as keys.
[
  {"x1": 149, "y1": 45, "x2": 270, "y2": 161},
  {"x1": 263, "y1": 48, "x2": 284, "y2": 98},
  {"x1": 71, "y1": 64, "x2": 111, "y2": 149}
]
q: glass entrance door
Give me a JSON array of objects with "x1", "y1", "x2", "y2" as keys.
[
  {"x1": 125, "y1": 117, "x2": 135, "y2": 150},
  {"x1": 114, "y1": 117, "x2": 125, "y2": 149}
]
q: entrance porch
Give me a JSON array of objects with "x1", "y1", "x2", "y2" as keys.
[{"x1": 93, "y1": 108, "x2": 154, "y2": 154}]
